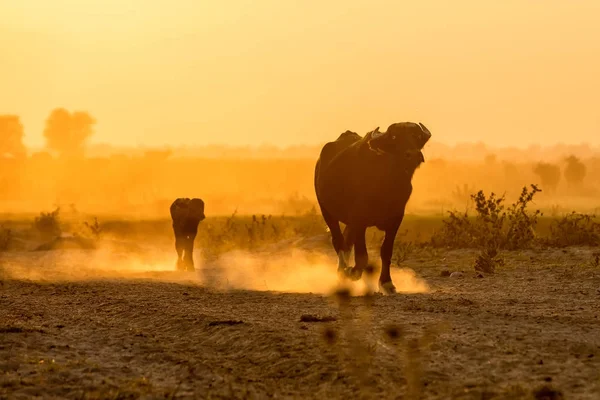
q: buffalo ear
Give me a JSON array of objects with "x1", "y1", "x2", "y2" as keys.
[{"x1": 416, "y1": 122, "x2": 432, "y2": 147}]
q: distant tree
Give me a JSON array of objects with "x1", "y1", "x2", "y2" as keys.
[
  {"x1": 0, "y1": 115, "x2": 26, "y2": 158},
  {"x1": 43, "y1": 108, "x2": 96, "y2": 157},
  {"x1": 564, "y1": 155, "x2": 586, "y2": 187},
  {"x1": 532, "y1": 162, "x2": 561, "y2": 193}
]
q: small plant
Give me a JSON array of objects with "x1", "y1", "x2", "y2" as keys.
[
  {"x1": 471, "y1": 189, "x2": 507, "y2": 249},
  {"x1": 474, "y1": 245, "x2": 504, "y2": 274},
  {"x1": 202, "y1": 210, "x2": 239, "y2": 256},
  {"x1": 33, "y1": 207, "x2": 61, "y2": 239},
  {"x1": 84, "y1": 217, "x2": 102, "y2": 240},
  {"x1": 393, "y1": 241, "x2": 415, "y2": 264},
  {"x1": 504, "y1": 185, "x2": 542, "y2": 250},
  {"x1": 393, "y1": 231, "x2": 415, "y2": 264},
  {"x1": 246, "y1": 214, "x2": 269, "y2": 248}
]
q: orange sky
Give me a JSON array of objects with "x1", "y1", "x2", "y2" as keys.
[{"x1": 1, "y1": 0, "x2": 599, "y2": 148}]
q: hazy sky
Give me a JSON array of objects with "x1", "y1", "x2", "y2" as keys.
[{"x1": 1, "y1": 0, "x2": 599, "y2": 148}]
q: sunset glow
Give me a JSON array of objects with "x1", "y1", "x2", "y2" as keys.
[{"x1": 2, "y1": 0, "x2": 599, "y2": 148}]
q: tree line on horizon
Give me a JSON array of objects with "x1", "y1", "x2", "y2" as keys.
[
  {"x1": 0, "y1": 109, "x2": 95, "y2": 159},
  {"x1": 2, "y1": 110, "x2": 600, "y2": 162}
]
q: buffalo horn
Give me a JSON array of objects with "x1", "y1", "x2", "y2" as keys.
[
  {"x1": 418, "y1": 122, "x2": 432, "y2": 138},
  {"x1": 371, "y1": 126, "x2": 383, "y2": 138}
]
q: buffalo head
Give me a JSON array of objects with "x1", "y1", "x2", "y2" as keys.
[
  {"x1": 368, "y1": 122, "x2": 432, "y2": 166},
  {"x1": 171, "y1": 197, "x2": 206, "y2": 222},
  {"x1": 188, "y1": 198, "x2": 206, "y2": 221}
]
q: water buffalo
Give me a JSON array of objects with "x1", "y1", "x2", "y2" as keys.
[
  {"x1": 314, "y1": 122, "x2": 431, "y2": 294},
  {"x1": 170, "y1": 198, "x2": 206, "y2": 271}
]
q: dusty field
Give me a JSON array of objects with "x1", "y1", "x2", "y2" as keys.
[{"x1": 1, "y1": 243, "x2": 600, "y2": 399}]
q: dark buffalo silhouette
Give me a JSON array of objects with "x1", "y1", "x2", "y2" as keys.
[
  {"x1": 170, "y1": 198, "x2": 206, "y2": 271},
  {"x1": 314, "y1": 122, "x2": 431, "y2": 294}
]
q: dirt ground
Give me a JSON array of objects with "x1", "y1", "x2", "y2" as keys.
[{"x1": 1, "y1": 244, "x2": 600, "y2": 399}]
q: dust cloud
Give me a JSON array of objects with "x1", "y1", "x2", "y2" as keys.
[
  {"x1": 199, "y1": 249, "x2": 429, "y2": 295},
  {"x1": 1, "y1": 242, "x2": 429, "y2": 296},
  {"x1": 0, "y1": 239, "x2": 182, "y2": 283}
]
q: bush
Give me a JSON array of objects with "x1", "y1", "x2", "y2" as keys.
[
  {"x1": 546, "y1": 212, "x2": 600, "y2": 247},
  {"x1": 431, "y1": 184, "x2": 542, "y2": 251},
  {"x1": 33, "y1": 207, "x2": 61, "y2": 239}
]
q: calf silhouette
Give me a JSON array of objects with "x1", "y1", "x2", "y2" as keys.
[{"x1": 170, "y1": 198, "x2": 205, "y2": 271}]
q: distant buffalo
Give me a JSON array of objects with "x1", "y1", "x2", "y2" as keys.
[
  {"x1": 314, "y1": 122, "x2": 431, "y2": 294},
  {"x1": 170, "y1": 198, "x2": 206, "y2": 271}
]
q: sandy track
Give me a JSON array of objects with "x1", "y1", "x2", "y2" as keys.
[{"x1": 1, "y1": 247, "x2": 600, "y2": 399}]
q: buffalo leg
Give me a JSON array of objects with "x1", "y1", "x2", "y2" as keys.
[
  {"x1": 189, "y1": 234, "x2": 197, "y2": 271},
  {"x1": 339, "y1": 224, "x2": 363, "y2": 281},
  {"x1": 342, "y1": 224, "x2": 354, "y2": 263},
  {"x1": 379, "y1": 217, "x2": 403, "y2": 294},
  {"x1": 182, "y1": 234, "x2": 196, "y2": 272},
  {"x1": 342, "y1": 225, "x2": 367, "y2": 281},
  {"x1": 174, "y1": 228, "x2": 185, "y2": 271},
  {"x1": 319, "y1": 206, "x2": 349, "y2": 273}
]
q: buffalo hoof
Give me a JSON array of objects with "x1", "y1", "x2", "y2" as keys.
[
  {"x1": 337, "y1": 267, "x2": 362, "y2": 281},
  {"x1": 346, "y1": 267, "x2": 363, "y2": 281},
  {"x1": 176, "y1": 260, "x2": 185, "y2": 271},
  {"x1": 337, "y1": 251, "x2": 351, "y2": 272},
  {"x1": 379, "y1": 281, "x2": 397, "y2": 295}
]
